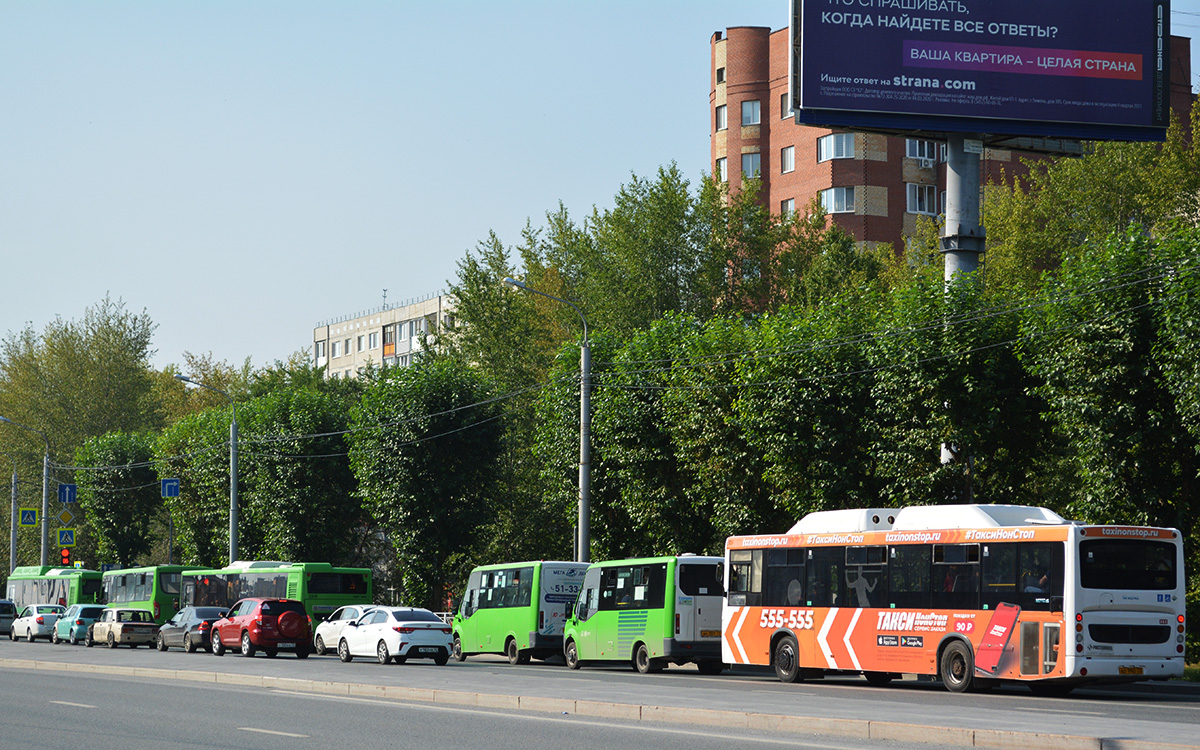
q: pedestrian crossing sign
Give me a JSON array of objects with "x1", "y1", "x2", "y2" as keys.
[{"x1": 19, "y1": 508, "x2": 37, "y2": 527}]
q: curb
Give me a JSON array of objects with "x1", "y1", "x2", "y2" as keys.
[{"x1": 1, "y1": 658, "x2": 1194, "y2": 750}]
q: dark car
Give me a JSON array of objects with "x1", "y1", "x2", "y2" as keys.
[
  {"x1": 156, "y1": 606, "x2": 228, "y2": 653},
  {"x1": 212, "y1": 597, "x2": 311, "y2": 658}
]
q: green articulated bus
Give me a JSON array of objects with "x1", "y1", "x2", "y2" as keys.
[
  {"x1": 563, "y1": 555, "x2": 726, "y2": 674},
  {"x1": 103, "y1": 565, "x2": 204, "y2": 623},
  {"x1": 452, "y1": 560, "x2": 588, "y2": 664},
  {"x1": 5, "y1": 566, "x2": 103, "y2": 610},
  {"x1": 180, "y1": 561, "x2": 372, "y2": 622}
]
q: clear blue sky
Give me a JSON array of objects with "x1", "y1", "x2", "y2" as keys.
[{"x1": 2, "y1": 2, "x2": 1197, "y2": 372}]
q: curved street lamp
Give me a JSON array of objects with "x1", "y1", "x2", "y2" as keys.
[
  {"x1": 174, "y1": 375, "x2": 239, "y2": 564},
  {"x1": 0, "y1": 417, "x2": 50, "y2": 566},
  {"x1": 502, "y1": 277, "x2": 591, "y2": 563}
]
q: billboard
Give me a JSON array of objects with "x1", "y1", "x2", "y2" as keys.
[{"x1": 790, "y1": 0, "x2": 1170, "y2": 141}]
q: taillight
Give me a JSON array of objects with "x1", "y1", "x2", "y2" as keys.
[
  {"x1": 200, "y1": 621, "x2": 211, "y2": 631},
  {"x1": 393, "y1": 626, "x2": 415, "y2": 634},
  {"x1": 36, "y1": 616, "x2": 44, "y2": 625},
  {"x1": 75, "y1": 619, "x2": 84, "y2": 626},
  {"x1": 675, "y1": 614, "x2": 680, "y2": 635},
  {"x1": 440, "y1": 627, "x2": 452, "y2": 634},
  {"x1": 539, "y1": 611, "x2": 544, "y2": 629},
  {"x1": 153, "y1": 601, "x2": 160, "y2": 619}
]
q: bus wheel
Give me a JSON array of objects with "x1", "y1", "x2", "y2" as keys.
[
  {"x1": 314, "y1": 635, "x2": 327, "y2": 656},
  {"x1": 939, "y1": 641, "x2": 974, "y2": 693},
  {"x1": 697, "y1": 660, "x2": 725, "y2": 676},
  {"x1": 773, "y1": 635, "x2": 803, "y2": 683},
  {"x1": 506, "y1": 639, "x2": 530, "y2": 665},
  {"x1": 452, "y1": 635, "x2": 466, "y2": 662},
  {"x1": 634, "y1": 644, "x2": 664, "y2": 674},
  {"x1": 565, "y1": 640, "x2": 581, "y2": 670},
  {"x1": 864, "y1": 672, "x2": 893, "y2": 686}
]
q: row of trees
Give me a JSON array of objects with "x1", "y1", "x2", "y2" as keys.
[{"x1": 1, "y1": 107, "x2": 1197, "y2": 612}]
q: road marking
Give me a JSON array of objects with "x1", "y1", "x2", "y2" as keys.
[
  {"x1": 239, "y1": 727, "x2": 309, "y2": 738},
  {"x1": 50, "y1": 700, "x2": 97, "y2": 708},
  {"x1": 269, "y1": 690, "x2": 852, "y2": 748}
]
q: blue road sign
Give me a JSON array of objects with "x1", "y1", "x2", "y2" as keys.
[
  {"x1": 19, "y1": 508, "x2": 37, "y2": 526},
  {"x1": 58, "y1": 528, "x2": 75, "y2": 547},
  {"x1": 58, "y1": 483, "x2": 76, "y2": 504},
  {"x1": 161, "y1": 478, "x2": 180, "y2": 498}
]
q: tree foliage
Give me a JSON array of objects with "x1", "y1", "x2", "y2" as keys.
[{"x1": 74, "y1": 432, "x2": 162, "y2": 567}]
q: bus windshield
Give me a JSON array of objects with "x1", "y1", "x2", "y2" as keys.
[{"x1": 1079, "y1": 539, "x2": 1176, "y2": 590}]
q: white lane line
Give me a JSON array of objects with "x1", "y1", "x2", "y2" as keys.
[
  {"x1": 239, "y1": 727, "x2": 309, "y2": 738},
  {"x1": 50, "y1": 700, "x2": 97, "y2": 708}
]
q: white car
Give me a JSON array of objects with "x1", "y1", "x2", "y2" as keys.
[
  {"x1": 9, "y1": 604, "x2": 65, "y2": 642},
  {"x1": 313, "y1": 604, "x2": 377, "y2": 656},
  {"x1": 336, "y1": 607, "x2": 452, "y2": 665}
]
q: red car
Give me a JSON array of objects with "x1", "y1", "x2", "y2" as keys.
[{"x1": 212, "y1": 597, "x2": 312, "y2": 658}]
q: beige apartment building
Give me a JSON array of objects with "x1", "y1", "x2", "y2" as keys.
[{"x1": 312, "y1": 292, "x2": 455, "y2": 379}]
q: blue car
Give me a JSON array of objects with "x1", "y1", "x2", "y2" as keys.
[{"x1": 52, "y1": 604, "x2": 107, "y2": 645}]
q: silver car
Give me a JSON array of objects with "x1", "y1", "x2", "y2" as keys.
[{"x1": 10, "y1": 604, "x2": 65, "y2": 641}]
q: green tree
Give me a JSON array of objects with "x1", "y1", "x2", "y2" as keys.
[
  {"x1": 74, "y1": 432, "x2": 162, "y2": 567},
  {"x1": 156, "y1": 407, "x2": 236, "y2": 566},
  {"x1": 349, "y1": 358, "x2": 503, "y2": 610}
]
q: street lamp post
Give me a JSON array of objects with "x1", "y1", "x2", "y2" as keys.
[
  {"x1": 174, "y1": 376, "x2": 238, "y2": 564},
  {"x1": 502, "y1": 277, "x2": 591, "y2": 563},
  {"x1": 0, "y1": 417, "x2": 50, "y2": 566},
  {"x1": 2, "y1": 452, "x2": 16, "y2": 574}
]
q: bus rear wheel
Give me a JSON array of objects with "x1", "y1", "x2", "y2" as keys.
[
  {"x1": 773, "y1": 635, "x2": 803, "y2": 683},
  {"x1": 939, "y1": 640, "x2": 974, "y2": 693},
  {"x1": 506, "y1": 639, "x2": 530, "y2": 665},
  {"x1": 697, "y1": 660, "x2": 725, "y2": 676},
  {"x1": 634, "y1": 644, "x2": 664, "y2": 674}
]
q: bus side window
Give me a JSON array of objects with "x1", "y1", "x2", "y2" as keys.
[
  {"x1": 981, "y1": 543, "x2": 1017, "y2": 610},
  {"x1": 728, "y1": 550, "x2": 762, "y2": 607}
]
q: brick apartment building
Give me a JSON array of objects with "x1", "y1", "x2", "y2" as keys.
[{"x1": 711, "y1": 27, "x2": 1194, "y2": 251}]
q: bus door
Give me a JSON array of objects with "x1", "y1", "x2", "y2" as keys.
[
  {"x1": 456, "y1": 569, "x2": 482, "y2": 651},
  {"x1": 1018, "y1": 619, "x2": 1063, "y2": 677},
  {"x1": 537, "y1": 563, "x2": 585, "y2": 638},
  {"x1": 573, "y1": 566, "x2": 602, "y2": 660},
  {"x1": 676, "y1": 561, "x2": 724, "y2": 643}
]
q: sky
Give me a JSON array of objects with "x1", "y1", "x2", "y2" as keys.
[{"x1": 2, "y1": 2, "x2": 1198, "y2": 373}]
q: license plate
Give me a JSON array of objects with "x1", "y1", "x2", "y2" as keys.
[
  {"x1": 700, "y1": 630, "x2": 720, "y2": 638},
  {"x1": 1118, "y1": 666, "x2": 1144, "y2": 675},
  {"x1": 416, "y1": 647, "x2": 439, "y2": 654},
  {"x1": 276, "y1": 642, "x2": 295, "y2": 648}
]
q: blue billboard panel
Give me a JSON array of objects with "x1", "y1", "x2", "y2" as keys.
[{"x1": 792, "y1": 0, "x2": 1170, "y2": 140}]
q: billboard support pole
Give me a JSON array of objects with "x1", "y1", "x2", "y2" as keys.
[{"x1": 940, "y1": 133, "x2": 985, "y2": 282}]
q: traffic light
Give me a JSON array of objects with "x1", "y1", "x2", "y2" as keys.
[{"x1": 60, "y1": 547, "x2": 71, "y2": 567}]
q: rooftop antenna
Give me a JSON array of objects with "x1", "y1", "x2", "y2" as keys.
[{"x1": 382, "y1": 289, "x2": 387, "y2": 308}]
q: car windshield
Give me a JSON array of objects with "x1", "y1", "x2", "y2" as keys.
[
  {"x1": 261, "y1": 600, "x2": 305, "y2": 616},
  {"x1": 80, "y1": 607, "x2": 105, "y2": 617},
  {"x1": 37, "y1": 606, "x2": 62, "y2": 614},
  {"x1": 0, "y1": 603, "x2": 14, "y2": 615},
  {"x1": 194, "y1": 607, "x2": 226, "y2": 619},
  {"x1": 390, "y1": 609, "x2": 443, "y2": 623}
]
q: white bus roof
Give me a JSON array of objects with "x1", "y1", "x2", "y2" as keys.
[
  {"x1": 891, "y1": 504, "x2": 1067, "y2": 530},
  {"x1": 786, "y1": 509, "x2": 897, "y2": 535}
]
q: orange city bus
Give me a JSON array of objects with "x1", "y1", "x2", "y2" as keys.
[{"x1": 722, "y1": 504, "x2": 1184, "y2": 695}]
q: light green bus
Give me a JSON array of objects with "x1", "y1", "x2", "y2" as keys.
[
  {"x1": 179, "y1": 561, "x2": 372, "y2": 623},
  {"x1": 5, "y1": 566, "x2": 103, "y2": 610},
  {"x1": 453, "y1": 560, "x2": 588, "y2": 664},
  {"x1": 103, "y1": 565, "x2": 204, "y2": 624},
  {"x1": 562, "y1": 555, "x2": 726, "y2": 674}
]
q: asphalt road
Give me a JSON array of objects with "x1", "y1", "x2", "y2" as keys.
[{"x1": 2, "y1": 637, "x2": 1198, "y2": 747}]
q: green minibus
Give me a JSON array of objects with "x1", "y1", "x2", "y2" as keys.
[
  {"x1": 452, "y1": 560, "x2": 587, "y2": 664},
  {"x1": 5, "y1": 566, "x2": 103, "y2": 610},
  {"x1": 103, "y1": 565, "x2": 204, "y2": 623},
  {"x1": 563, "y1": 555, "x2": 725, "y2": 674}
]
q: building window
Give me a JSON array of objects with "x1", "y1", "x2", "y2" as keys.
[
  {"x1": 715, "y1": 105, "x2": 727, "y2": 132},
  {"x1": 356, "y1": 335, "x2": 364, "y2": 352},
  {"x1": 716, "y1": 67, "x2": 725, "y2": 83},
  {"x1": 817, "y1": 133, "x2": 855, "y2": 162},
  {"x1": 398, "y1": 322, "x2": 408, "y2": 341},
  {"x1": 741, "y1": 99, "x2": 760, "y2": 126},
  {"x1": 781, "y1": 198, "x2": 795, "y2": 217},
  {"x1": 780, "y1": 93, "x2": 790, "y2": 119},
  {"x1": 780, "y1": 146, "x2": 794, "y2": 174},
  {"x1": 906, "y1": 183, "x2": 937, "y2": 215},
  {"x1": 906, "y1": 138, "x2": 937, "y2": 163},
  {"x1": 343, "y1": 338, "x2": 351, "y2": 355},
  {"x1": 940, "y1": 190, "x2": 947, "y2": 215},
  {"x1": 368, "y1": 332, "x2": 379, "y2": 349},
  {"x1": 716, "y1": 157, "x2": 727, "y2": 182},
  {"x1": 314, "y1": 341, "x2": 326, "y2": 359},
  {"x1": 331, "y1": 341, "x2": 341, "y2": 358},
  {"x1": 820, "y1": 186, "x2": 855, "y2": 214},
  {"x1": 742, "y1": 152, "x2": 761, "y2": 178}
]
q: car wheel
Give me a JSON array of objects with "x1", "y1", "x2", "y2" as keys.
[
  {"x1": 452, "y1": 635, "x2": 466, "y2": 662},
  {"x1": 939, "y1": 641, "x2": 974, "y2": 693},
  {"x1": 773, "y1": 635, "x2": 803, "y2": 683},
  {"x1": 156, "y1": 633, "x2": 167, "y2": 651},
  {"x1": 8, "y1": 629, "x2": 15, "y2": 641},
  {"x1": 377, "y1": 640, "x2": 390, "y2": 665},
  {"x1": 393, "y1": 655, "x2": 407, "y2": 665},
  {"x1": 338, "y1": 638, "x2": 352, "y2": 663},
  {"x1": 434, "y1": 652, "x2": 449, "y2": 666},
  {"x1": 183, "y1": 633, "x2": 196, "y2": 653},
  {"x1": 295, "y1": 646, "x2": 310, "y2": 660},
  {"x1": 69, "y1": 631, "x2": 79, "y2": 646},
  {"x1": 84, "y1": 631, "x2": 93, "y2": 647},
  {"x1": 26, "y1": 628, "x2": 35, "y2": 642},
  {"x1": 241, "y1": 632, "x2": 256, "y2": 657},
  {"x1": 565, "y1": 639, "x2": 581, "y2": 670},
  {"x1": 107, "y1": 632, "x2": 117, "y2": 649},
  {"x1": 314, "y1": 634, "x2": 327, "y2": 656},
  {"x1": 213, "y1": 635, "x2": 225, "y2": 656},
  {"x1": 264, "y1": 649, "x2": 278, "y2": 658},
  {"x1": 51, "y1": 630, "x2": 60, "y2": 645}
]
